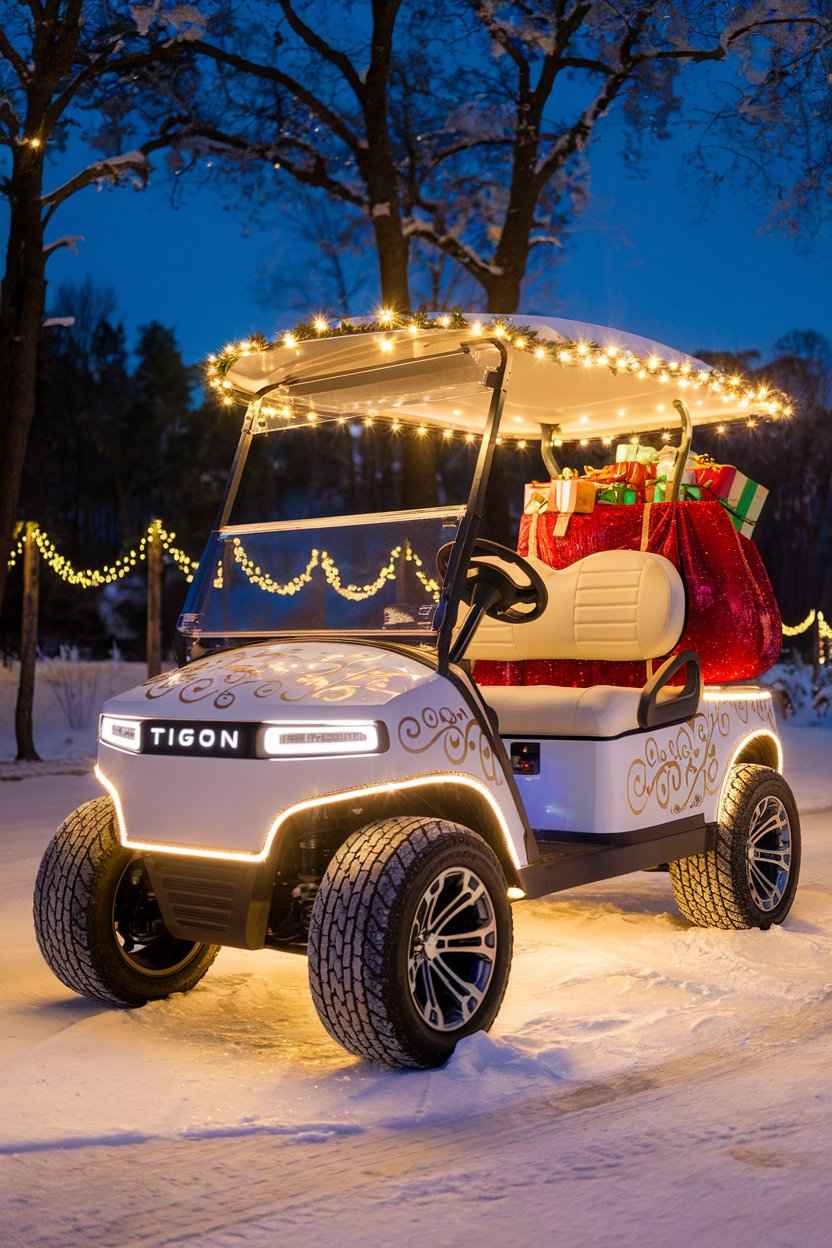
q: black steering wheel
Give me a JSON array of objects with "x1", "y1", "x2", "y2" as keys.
[{"x1": 436, "y1": 538, "x2": 548, "y2": 624}]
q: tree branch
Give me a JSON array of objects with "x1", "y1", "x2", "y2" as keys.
[
  {"x1": 179, "y1": 123, "x2": 367, "y2": 210},
  {"x1": 276, "y1": 0, "x2": 364, "y2": 101},
  {"x1": 473, "y1": 1, "x2": 530, "y2": 87},
  {"x1": 189, "y1": 39, "x2": 362, "y2": 155},
  {"x1": 403, "y1": 216, "x2": 499, "y2": 283},
  {"x1": 0, "y1": 28, "x2": 31, "y2": 84},
  {"x1": 40, "y1": 133, "x2": 177, "y2": 222}
]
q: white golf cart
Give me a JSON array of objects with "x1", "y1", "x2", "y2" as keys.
[{"x1": 34, "y1": 316, "x2": 799, "y2": 1069}]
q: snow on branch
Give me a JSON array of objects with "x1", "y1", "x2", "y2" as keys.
[
  {"x1": 131, "y1": 3, "x2": 207, "y2": 42},
  {"x1": 403, "y1": 216, "x2": 504, "y2": 278},
  {"x1": 42, "y1": 317, "x2": 76, "y2": 329},
  {"x1": 41, "y1": 151, "x2": 151, "y2": 215},
  {"x1": 43, "y1": 235, "x2": 84, "y2": 257}
]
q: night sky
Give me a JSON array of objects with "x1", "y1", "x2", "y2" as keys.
[{"x1": 10, "y1": 121, "x2": 831, "y2": 367}]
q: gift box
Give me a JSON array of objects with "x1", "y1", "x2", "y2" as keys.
[
  {"x1": 584, "y1": 461, "x2": 652, "y2": 493},
  {"x1": 551, "y1": 476, "x2": 598, "y2": 536},
  {"x1": 523, "y1": 481, "x2": 554, "y2": 515},
  {"x1": 615, "y1": 442, "x2": 658, "y2": 466},
  {"x1": 693, "y1": 460, "x2": 736, "y2": 499},
  {"x1": 645, "y1": 480, "x2": 703, "y2": 503},
  {"x1": 656, "y1": 447, "x2": 697, "y2": 485},
  {"x1": 597, "y1": 484, "x2": 638, "y2": 505},
  {"x1": 693, "y1": 463, "x2": 769, "y2": 536}
]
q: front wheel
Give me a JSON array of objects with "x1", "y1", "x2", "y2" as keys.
[
  {"x1": 308, "y1": 817, "x2": 513, "y2": 1068},
  {"x1": 34, "y1": 796, "x2": 219, "y2": 1006},
  {"x1": 669, "y1": 764, "x2": 801, "y2": 930}
]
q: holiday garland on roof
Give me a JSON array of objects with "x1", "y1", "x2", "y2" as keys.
[{"x1": 205, "y1": 309, "x2": 794, "y2": 445}]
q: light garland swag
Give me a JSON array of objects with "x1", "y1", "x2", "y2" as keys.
[
  {"x1": 4, "y1": 518, "x2": 826, "y2": 634},
  {"x1": 205, "y1": 308, "x2": 795, "y2": 447}
]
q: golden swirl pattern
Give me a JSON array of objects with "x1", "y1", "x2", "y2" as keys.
[
  {"x1": 626, "y1": 706, "x2": 731, "y2": 816},
  {"x1": 397, "y1": 706, "x2": 504, "y2": 787},
  {"x1": 144, "y1": 644, "x2": 424, "y2": 709}
]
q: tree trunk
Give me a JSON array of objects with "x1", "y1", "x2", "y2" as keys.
[
  {"x1": 15, "y1": 522, "x2": 40, "y2": 761},
  {"x1": 0, "y1": 153, "x2": 47, "y2": 618},
  {"x1": 146, "y1": 520, "x2": 163, "y2": 677},
  {"x1": 372, "y1": 213, "x2": 412, "y2": 313}
]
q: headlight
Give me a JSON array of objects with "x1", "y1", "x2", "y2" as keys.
[
  {"x1": 260, "y1": 721, "x2": 383, "y2": 758},
  {"x1": 99, "y1": 715, "x2": 142, "y2": 753}
]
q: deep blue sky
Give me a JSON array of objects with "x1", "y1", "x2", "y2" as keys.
[{"x1": 11, "y1": 123, "x2": 831, "y2": 366}]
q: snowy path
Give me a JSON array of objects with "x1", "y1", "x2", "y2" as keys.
[{"x1": 1, "y1": 727, "x2": 831, "y2": 1246}]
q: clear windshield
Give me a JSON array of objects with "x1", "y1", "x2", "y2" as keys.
[{"x1": 178, "y1": 507, "x2": 463, "y2": 638}]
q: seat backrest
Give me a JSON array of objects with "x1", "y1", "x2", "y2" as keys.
[{"x1": 464, "y1": 549, "x2": 685, "y2": 662}]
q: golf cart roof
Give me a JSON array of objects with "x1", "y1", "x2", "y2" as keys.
[{"x1": 215, "y1": 314, "x2": 793, "y2": 443}]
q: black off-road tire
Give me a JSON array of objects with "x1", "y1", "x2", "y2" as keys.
[
  {"x1": 308, "y1": 817, "x2": 513, "y2": 1068},
  {"x1": 34, "y1": 797, "x2": 220, "y2": 1006},
  {"x1": 669, "y1": 765, "x2": 800, "y2": 930}
]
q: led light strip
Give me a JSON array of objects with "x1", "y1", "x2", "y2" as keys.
[
  {"x1": 95, "y1": 766, "x2": 523, "y2": 870},
  {"x1": 717, "y1": 730, "x2": 784, "y2": 819}
]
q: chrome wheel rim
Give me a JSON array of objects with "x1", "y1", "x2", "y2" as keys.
[
  {"x1": 407, "y1": 867, "x2": 497, "y2": 1033},
  {"x1": 746, "y1": 795, "x2": 792, "y2": 913}
]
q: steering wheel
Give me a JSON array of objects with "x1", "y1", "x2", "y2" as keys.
[{"x1": 436, "y1": 538, "x2": 548, "y2": 624}]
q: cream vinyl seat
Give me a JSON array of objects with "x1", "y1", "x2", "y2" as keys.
[
  {"x1": 483, "y1": 682, "x2": 684, "y2": 739},
  {"x1": 467, "y1": 549, "x2": 689, "y2": 740}
]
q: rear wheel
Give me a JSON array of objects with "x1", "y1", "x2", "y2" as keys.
[
  {"x1": 669, "y1": 765, "x2": 800, "y2": 929},
  {"x1": 34, "y1": 797, "x2": 219, "y2": 1006},
  {"x1": 308, "y1": 817, "x2": 513, "y2": 1068}
]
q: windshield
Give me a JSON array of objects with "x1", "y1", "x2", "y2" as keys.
[{"x1": 179, "y1": 507, "x2": 463, "y2": 639}]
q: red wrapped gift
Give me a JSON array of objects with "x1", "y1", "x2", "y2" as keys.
[
  {"x1": 583, "y1": 460, "x2": 653, "y2": 496},
  {"x1": 474, "y1": 500, "x2": 782, "y2": 689}
]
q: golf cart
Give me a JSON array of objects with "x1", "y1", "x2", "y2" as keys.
[{"x1": 34, "y1": 315, "x2": 800, "y2": 1069}]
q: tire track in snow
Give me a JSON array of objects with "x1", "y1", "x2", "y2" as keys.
[{"x1": 4, "y1": 990, "x2": 832, "y2": 1247}]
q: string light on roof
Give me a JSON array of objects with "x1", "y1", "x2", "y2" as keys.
[{"x1": 208, "y1": 312, "x2": 795, "y2": 444}]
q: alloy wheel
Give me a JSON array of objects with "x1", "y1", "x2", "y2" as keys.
[{"x1": 407, "y1": 866, "x2": 497, "y2": 1032}]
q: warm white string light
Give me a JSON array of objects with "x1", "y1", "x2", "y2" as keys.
[
  {"x1": 5, "y1": 521, "x2": 198, "y2": 588},
  {"x1": 206, "y1": 312, "x2": 794, "y2": 446},
  {"x1": 4, "y1": 521, "x2": 825, "y2": 634}
]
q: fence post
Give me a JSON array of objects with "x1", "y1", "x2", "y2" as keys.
[
  {"x1": 15, "y1": 521, "x2": 40, "y2": 761},
  {"x1": 146, "y1": 519, "x2": 163, "y2": 678}
]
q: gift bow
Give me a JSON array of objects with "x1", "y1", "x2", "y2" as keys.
[{"x1": 583, "y1": 461, "x2": 653, "y2": 489}]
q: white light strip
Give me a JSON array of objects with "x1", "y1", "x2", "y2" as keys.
[
  {"x1": 99, "y1": 715, "x2": 143, "y2": 753},
  {"x1": 702, "y1": 688, "x2": 773, "y2": 703},
  {"x1": 717, "y1": 730, "x2": 783, "y2": 819},
  {"x1": 261, "y1": 721, "x2": 379, "y2": 757},
  {"x1": 94, "y1": 767, "x2": 523, "y2": 870}
]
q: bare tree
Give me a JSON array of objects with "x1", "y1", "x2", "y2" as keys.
[
  {"x1": 0, "y1": 0, "x2": 196, "y2": 617},
  {"x1": 404, "y1": 1, "x2": 832, "y2": 312},
  {"x1": 185, "y1": 0, "x2": 429, "y2": 313}
]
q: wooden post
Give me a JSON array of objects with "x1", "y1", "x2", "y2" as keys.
[
  {"x1": 15, "y1": 521, "x2": 40, "y2": 761},
  {"x1": 146, "y1": 519, "x2": 163, "y2": 678}
]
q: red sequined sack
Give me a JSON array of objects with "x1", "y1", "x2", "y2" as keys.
[{"x1": 473, "y1": 500, "x2": 781, "y2": 689}]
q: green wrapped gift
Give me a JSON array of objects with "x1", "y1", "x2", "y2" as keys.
[
  {"x1": 597, "y1": 484, "x2": 637, "y2": 505},
  {"x1": 647, "y1": 480, "x2": 702, "y2": 503}
]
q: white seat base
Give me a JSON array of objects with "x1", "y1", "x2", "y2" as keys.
[{"x1": 483, "y1": 683, "x2": 680, "y2": 739}]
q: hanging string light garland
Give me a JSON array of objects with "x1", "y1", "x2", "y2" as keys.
[
  {"x1": 5, "y1": 521, "x2": 198, "y2": 589},
  {"x1": 205, "y1": 309, "x2": 795, "y2": 446},
  {"x1": 4, "y1": 519, "x2": 826, "y2": 632},
  {"x1": 782, "y1": 609, "x2": 816, "y2": 637},
  {"x1": 231, "y1": 538, "x2": 441, "y2": 602}
]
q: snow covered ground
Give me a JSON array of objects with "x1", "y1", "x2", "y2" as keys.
[{"x1": 1, "y1": 723, "x2": 831, "y2": 1246}]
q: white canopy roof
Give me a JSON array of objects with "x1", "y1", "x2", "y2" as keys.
[{"x1": 220, "y1": 315, "x2": 788, "y2": 442}]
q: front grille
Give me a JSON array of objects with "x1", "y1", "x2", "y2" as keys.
[
  {"x1": 161, "y1": 867, "x2": 236, "y2": 934},
  {"x1": 145, "y1": 855, "x2": 270, "y2": 949}
]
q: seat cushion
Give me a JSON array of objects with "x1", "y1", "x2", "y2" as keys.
[
  {"x1": 483, "y1": 683, "x2": 675, "y2": 739},
  {"x1": 465, "y1": 549, "x2": 685, "y2": 663}
]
